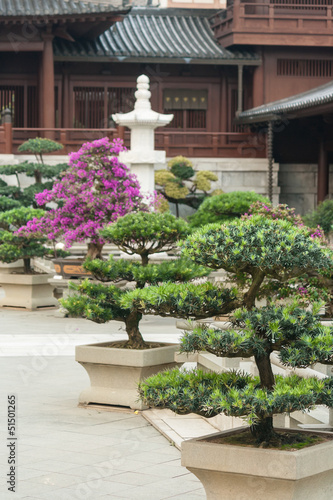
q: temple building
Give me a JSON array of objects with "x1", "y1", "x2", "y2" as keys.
[{"x1": 1, "y1": 0, "x2": 333, "y2": 212}]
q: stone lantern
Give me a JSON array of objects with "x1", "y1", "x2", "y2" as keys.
[{"x1": 112, "y1": 74, "x2": 173, "y2": 199}]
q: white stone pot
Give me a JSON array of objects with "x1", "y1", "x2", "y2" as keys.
[
  {"x1": 181, "y1": 427, "x2": 333, "y2": 500},
  {"x1": 0, "y1": 273, "x2": 57, "y2": 310},
  {"x1": 0, "y1": 260, "x2": 24, "y2": 274},
  {"x1": 76, "y1": 342, "x2": 180, "y2": 410}
]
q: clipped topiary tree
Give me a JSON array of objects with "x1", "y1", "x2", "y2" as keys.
[
  {"x1": 155, "y1": 156, "x2": 220, "y2": 217},
  {"x1": 188, "y1": 191, "x2": 269, "y2": 229},
  {"x1": 61, "y1": 211, "x2": 210, "y2": 349},
  {"x1": 0, "y1": 207, "x2": 68, "y2": 274},
  {"x1": 122, "y1": 215, "x2": 333, "y2": 445},
  {"x1": 0, "y1": 137, "x2": 67, "y2": 207}
]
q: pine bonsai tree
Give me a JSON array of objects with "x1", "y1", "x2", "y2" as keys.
[
  {"x1": 18, "y1": 137, "x2": 145, "y2": 259},
  {"x1": 60, "y1": 211, "x2": 210, "y2": 349},
  {"x1": 155, "y1": 156, "x2": 220, "y2": 217},
  {"x1": 0, "y1": 137, "x2": 67, "y2": 207},
  {"x1": 0, "y1": 207, "x2": 67, "y2": 274},
  {"x1": 123, "y1": 215, "x2": 333, "y2": 445}
]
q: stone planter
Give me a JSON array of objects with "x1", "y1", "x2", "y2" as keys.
[
  {"x1": 0, "y1": 260, "x2": 25, "y2": 274},
  {"x1": 53, "y1": 258, "x2": 91, "y2": 278},
  {"x1": 181, "y1": 427, "x2": 333, "y2": 500},
  {"x1": 76, "y1": 342, "x2": 180, "y2": 410},
  {"x1": 0, "y1": 273, "x2": 58, "y2": 310}
]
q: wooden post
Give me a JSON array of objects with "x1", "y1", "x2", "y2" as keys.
[
  {"x1": 220, "y1": 73, "x2": 228, "y2": 145},
  {"x1": 2, "y1": 108, "x2": 13, "y2": 154},
  {"x1": 117, "y1": 125, "x2": 125, "y2": 142},
  {"x1": 253, "y1": 50, "x2": 264, "y2": 108},
  {"x1": 212, "y1": 134, "x2": 218, "y2": 156},
  {"x1": 62, "y1": 69, "x2": 70, "y2": 129},
  {"x1": 267, "y1": 121, "x2": 273, "y2": 203},
  {"x1": 237, "y1": 65, "x2": 243, "y2": 116},
  {"x1": 41, "y1": 33, "x2": 55, "y2": 138},
  {"x1": 317, "y1": 140, "x2": 329, "y2": 204}
]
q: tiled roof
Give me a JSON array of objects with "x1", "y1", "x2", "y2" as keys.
[
  {"x1": 239, "y1": 80, "x2": 333, "y2": 123},
  {"x1": 53, "y1": 8, "x2": 260, "y2": 64},
  {"x1": 0, "y1": 0, "x2": 125, "y2": 17}
]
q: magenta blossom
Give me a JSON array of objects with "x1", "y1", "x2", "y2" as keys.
[{"x1": 18, "y1": 137, "x2": 146, "y2": 257}]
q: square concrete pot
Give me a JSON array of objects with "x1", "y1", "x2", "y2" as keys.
[
  {"x1": 181, "y1": 427, "x2": 333, "y2": 500},
  {"x1": 0, "y1": 260, "x2": 24, "y2": 274},
  {"x1": 0, "y1": 273, "x2": 57, "y2": 310},
  {"x1": 75, "y1": 342, "x2": 180, "y2": 410}
]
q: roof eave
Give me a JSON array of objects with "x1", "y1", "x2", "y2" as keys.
[{"x1": 54, "y1": 55, "x2": 261, "y2": 66}]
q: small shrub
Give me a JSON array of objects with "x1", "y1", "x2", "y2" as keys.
[
  {"x1": 188, "y1": 191, "x2": 269, "y2": 229},
  {"x1": 303, "y1": 199, "x2": 333, "y2": 236}
]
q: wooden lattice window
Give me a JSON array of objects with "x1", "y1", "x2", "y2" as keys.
[
  {"x1": 73, "y1": 86, "x2": 135, "y2": 128},
  {"x1": 73, "y1": 87, "x2": 104, "y2": 128},
  {"x1": 107, "y1": 87, "x2": 135, "y2": 116},
  {"x1": 277, "y1": 59, "x2": 333, "y2": 77},
  {"x1": 0, "y1": 86, "x2": 24, "y2": 127}
]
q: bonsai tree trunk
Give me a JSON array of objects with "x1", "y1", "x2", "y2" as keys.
[
  {"x1": 140, "y1": 253, "x2": 149, "y2": 267},
  {"x1": 87, "y1": 242, "x2": 104, "y2": 260},
  {"x1": 251, "y1": 353, "x2": 275, "y2": 442},
  {"x1": 125, "y1": 310, "x2": 146, "y2": 349},
  {"x1": 23, "y1": 257, "x2": 32, "y2": 274}
]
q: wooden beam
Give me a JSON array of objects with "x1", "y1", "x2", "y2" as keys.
[
  {"x1": 41, "y1": 33, "x2": 55, "y2": 136},
  {"x1": 0, "y1": 42, "x2": 43, "y2": 51}
]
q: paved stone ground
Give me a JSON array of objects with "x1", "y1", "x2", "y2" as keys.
[{"x1": 0, "y1": 309, "x2": 206, "y2": 500}]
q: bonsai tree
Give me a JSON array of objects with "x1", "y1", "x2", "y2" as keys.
[
  {"x1": 155, "y1": 156, "x2": 220, "y2": 217},
  {"x1": 122, "y1": 215, "x2": 333, "y2": 445},
  {"x1": 247, "y1": 203, "x2": 333, "y2": 316},
  {"x1": 188, "y1": 191, "x2": 269, "y2": 229},
  {"x1": 60, "y1": 211, "x2": 210, "y2": 349},
  {"x1": 0, "y1": 207, "x2": 68, "y2": 274},
  {"x1": 18, "y1": 137, "x2": 146, "y2": 260},
  {"x1": 0, "y1": 137, "x2": 67, "y2": 207}
]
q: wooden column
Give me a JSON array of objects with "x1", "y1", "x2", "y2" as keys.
[
  {"x1": 38, "y1": 53, "x2": 44, "y2": 128},
  {"x1": 317, "y1": 140, "x2": 329, "y2": 204},
  {"x1": 220, "y1": 73, "x2": 228, "y2": 145},
  {"x1": 253, "y1": 50, "x2": 264, "y2": 108},
  {"x1": 62, "y1": 68, "x2": 70, "y2": 129},
  {"x1": 267, "y1": 121, "x2": 273, "y2": 203},
  {"x1": 237, "y1": 65, "x2": 243, "y2": 115},
  {"x1": 1, "y1": 108, "x2": 13, "y2": 154},
  {"x1": 41, "y1": 33, "x2": 55, "y2": 137}
]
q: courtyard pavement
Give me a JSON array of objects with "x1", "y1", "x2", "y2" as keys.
[{"x1": 0, "y1": 308, "x2": 206, "y2": 500}]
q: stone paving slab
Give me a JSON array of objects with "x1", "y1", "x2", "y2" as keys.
[{"x1": 0, "y1": 308, "x2": 206, "y2": 499}]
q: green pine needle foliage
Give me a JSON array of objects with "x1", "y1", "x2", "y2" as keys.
[
  {"x1": 17, "y1": 138, "x2": 63, "y2": 155},
  {"x1": 135, "y1": 214, "x2": 333, "y2": 443},
  {"x1": 61, "y1": 211, "x2": 210, "y2": 349},
  {"x1": 100, "y1": 211, "x2": 190, "y2": 261}
]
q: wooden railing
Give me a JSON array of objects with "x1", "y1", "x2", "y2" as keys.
[
  {"x1": 0, "y1": 125, "x2": 265, "y2": 159},
  {"x1": 11, "y1": 127, "x2": 120, "y2": 154},
  {"x1": 212, "y1": 0, "x2": 333, "y2": 46},
  {"x1": 155, "y1": 131, "x2": 266, "y2": 158}
]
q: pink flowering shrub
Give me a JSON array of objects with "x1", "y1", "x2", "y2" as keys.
[
  {"x1": 18, "y1": 137, "x2": 145, "y2": 259},
  {"x1": 243, "y1": 202, "x2": 324, "y2": 240}
]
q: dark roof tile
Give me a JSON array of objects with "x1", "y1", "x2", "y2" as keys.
[
  {"x1": 0, "y1": 0, "x2": 125, "y2": 17},
  {"x1": 53, "y1": 8, "x2": 260, "y2": 63},
  {"x1": 239, "y1": 80, "x2": 333, "y2": 122}
]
